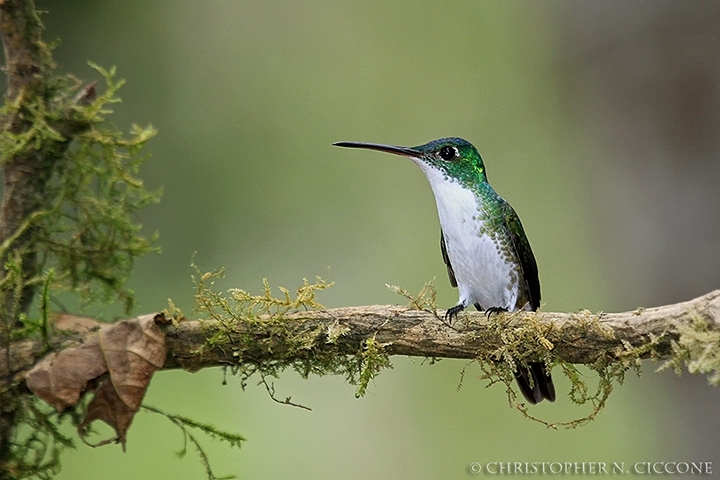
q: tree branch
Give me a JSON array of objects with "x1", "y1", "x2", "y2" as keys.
[
  {"x1": 166, "y1": 289, "x2": 720, "y2": 369},
  {"x1": 5, "y1": 290, "x2": 720, "y2": 384}
]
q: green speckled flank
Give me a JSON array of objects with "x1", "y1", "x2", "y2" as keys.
[
  {"x1": 475, "y1": 185, "x2": 508, "y2": 236},
  {"x1": 475, "y1": 188, "x2": 525, "y2": 294}
]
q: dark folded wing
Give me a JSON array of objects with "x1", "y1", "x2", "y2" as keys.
[
  {"x1": 440, "y1": 230, "x2": 457, "y2": 288},
  {"x1": 502, "y1": 203, "x2": 541, "y2": 311}
]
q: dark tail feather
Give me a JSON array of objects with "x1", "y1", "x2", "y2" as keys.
[
  {"x1": 514, "y1": 366, "x2": 540, "y2": 405},
  {"x1": 531, "y1": 362, "x2": 555, "y2": 402},
  {"x1": 514, "y1": 362, "x2": 555, "y2": 404}
]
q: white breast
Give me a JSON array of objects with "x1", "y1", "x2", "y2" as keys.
[{"x1": 413, "y1": 160, "x2": 519, "y2": 310}]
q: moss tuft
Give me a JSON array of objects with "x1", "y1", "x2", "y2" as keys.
[
  {"x1": 659, "y1": 313, "x2": 720, "y2": 384},
  {"x1": 189, "y1": 263, "x2": 393, "y2": 405},
  {"x1": 355, "y1": 336, "x2": 392, "y2": 398},
  {"x1": 386, "y1": 279, "x2": 438, "y2": 312}
]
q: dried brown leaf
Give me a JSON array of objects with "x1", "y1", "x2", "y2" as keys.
[
  {"x1": 79, "y1": 375, "x2": 138, "y2": 451},
  {"x1": 26, "y1": 335, "x2": 107, "y2": 410},
  {"x1": 99, "y1": 315, "x2": 166, "y2": 410},
  {"x1": 26, "y1": 314, "x2": 167, "y2": 449}
]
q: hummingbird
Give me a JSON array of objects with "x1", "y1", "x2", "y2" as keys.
[{"x1": 334, "y1": 137, "x2": 555, "y2": 404}]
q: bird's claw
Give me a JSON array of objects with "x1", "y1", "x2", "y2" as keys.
[
  {"x1": 444, "y1": 304, "x2": 465, "y2": 325},
  {"x1": 485, "y1": 306, "x2": 508, "y2": 319}
]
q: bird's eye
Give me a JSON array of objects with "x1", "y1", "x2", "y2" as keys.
[{"x1": 439, "y1": 145, "x2": 458, "y2": 161}]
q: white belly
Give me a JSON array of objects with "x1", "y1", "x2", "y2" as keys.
[
  {"x1": 446, "y1": 227, "x2": 518, "y2": 310},
  {"x1": 415, "y1": 161, "x2": 519, "y2": 310}
]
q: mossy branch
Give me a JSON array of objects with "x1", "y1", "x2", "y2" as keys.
[
  {"x1": 5, "y1": 290, "x2": 720, "y2": 391},
  {"x1": 157, "y1": 288, "x2": 719, "y2": 368}
]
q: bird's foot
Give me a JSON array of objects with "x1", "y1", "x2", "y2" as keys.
[
  {"x1": 444, "y1": 304, "x2": 465, "y2": 325},
  {"x1": 485, "y1": 306, "x2": 508, "y2": 319}
]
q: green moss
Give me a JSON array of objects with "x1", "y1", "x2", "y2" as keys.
[
  {"x1": 1, "y1": 63, "x2": 160, "y2": 317},
  {"x1": 355, "y1": 336, "x2": 392, "y2": 398},
  {"x1": 391, "y1": 285, "x2": 659, "y2": 429},
  {"x1": 386, "y1": 279, "x2": 438, "y2": 312},
  {"x1": 36, "y1": 64, "x2": 160, "y2": 313},
  {"x1": 474, "y1": 308, "x2": 658, "y2": 429},
  {"x1": 3, "y1": 396, "x2": 81, "y2": 480},
  {"x1": 659, "y1": 314, "x2": 720, "y2": 384},
  {"x1": 2, "y1": 63, "x2": 160, "y2": 478},
  {"x1": 188, "y1": 263, "x2": 393, "y2": 403}
]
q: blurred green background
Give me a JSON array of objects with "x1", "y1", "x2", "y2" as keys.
[{"x1": 12, "y1": 1, "x2": 720, "y2": 479}]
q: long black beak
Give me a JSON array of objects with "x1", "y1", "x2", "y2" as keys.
[{"x1": 333, "y1": 141, "x2": 422, "y2": 157}]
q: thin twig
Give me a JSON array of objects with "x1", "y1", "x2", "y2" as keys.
[{"x1": 258, "y1": 373, "x2": 312, "y2": 411}]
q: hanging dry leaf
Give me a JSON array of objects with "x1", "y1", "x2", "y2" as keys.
[
  {"x1": 26, "y1": 314, "x2": 167, "y2": 449},
  {"x1": 99, "y1": 315, "x2": 166, "y2": 411},
  {"x1": 79, "y1": 375, "x2": 139, "y2": 451}
]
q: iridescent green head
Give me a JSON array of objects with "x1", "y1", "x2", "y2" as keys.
[{"x1": 334, "y1": 137, "x2": 488, "y2": 189}]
